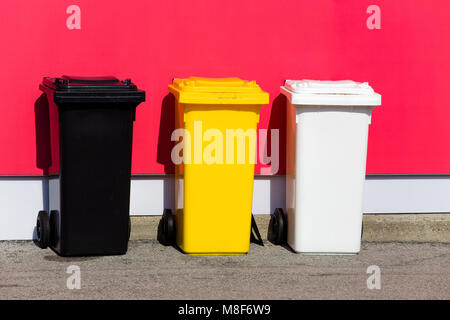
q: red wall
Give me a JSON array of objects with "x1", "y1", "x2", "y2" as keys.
[{"x1": 1, "y1": 0, "x2": 449, "y2": 175}]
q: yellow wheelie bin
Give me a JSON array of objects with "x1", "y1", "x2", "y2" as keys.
[{"x1": 159, "y1": 77, "x2": 269, "y2": 254}]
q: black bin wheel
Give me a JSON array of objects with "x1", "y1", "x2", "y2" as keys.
[
  {"x1": 268, "y1": 208, "x2": 287, "y2": 245},
  {"x1": 158, "y1": 209, "x2": 176, "y2": 246},
  {"x1": 36, "y1": 210, "x2": 50, "y2": 249}
]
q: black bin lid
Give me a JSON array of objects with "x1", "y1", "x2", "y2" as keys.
[{"x1": 41, "y1": 75, "x2": 145, "y2": 105}]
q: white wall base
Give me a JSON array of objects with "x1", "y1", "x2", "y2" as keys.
[
  {"x1": 1, "y1": 175, "x2": 449, "y2": 240},
  {"x1": 0, "y1": 177, "x2": 46, "y2": 241},
  {"x1": 363, "y1": 175, "x2": 450, "y2": 213}
]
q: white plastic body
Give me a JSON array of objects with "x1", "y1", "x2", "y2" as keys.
[{"x1": 283, "y1": 85, "x2": 379, "y2": 254}]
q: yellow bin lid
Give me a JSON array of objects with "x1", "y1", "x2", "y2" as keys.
[{"x1": 168, "y1": 77, "x2": 269, "y2": 105}]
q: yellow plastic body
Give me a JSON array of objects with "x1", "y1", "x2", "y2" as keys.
[{"x1": 169, "y1": 77, "x2": 269, "y2": 254}]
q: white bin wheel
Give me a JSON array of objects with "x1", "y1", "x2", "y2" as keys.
[
  {"x1": 268, "y1": 208, "x2": 287, "y2": 245},
  {"x1": 36, "y1": 210, "x2": 50, "y2": 249}
]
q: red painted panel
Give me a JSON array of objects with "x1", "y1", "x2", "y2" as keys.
[{"x1": 0, "y1": 0, "x2": 449, "y2": 175}]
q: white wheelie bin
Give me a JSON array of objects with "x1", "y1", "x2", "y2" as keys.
[{"x1": 268, "y1": 80, "x2": 381, "y2": 254}]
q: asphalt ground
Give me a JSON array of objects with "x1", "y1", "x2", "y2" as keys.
[{"x1": 0, "y1": 241, "x2": 448, "y2": 300}]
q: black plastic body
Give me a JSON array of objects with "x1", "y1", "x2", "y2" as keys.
[{"x1": 41, "y1": 76, "x2": 145, "y2": 256}]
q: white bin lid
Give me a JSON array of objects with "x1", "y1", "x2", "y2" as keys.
[{"x1": 281, "y1": 80, "x2": 381, "y2": 106}]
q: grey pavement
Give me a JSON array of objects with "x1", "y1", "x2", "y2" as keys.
[{"x1": 0, "y1": 241, "x2": 448, "y2": 300}]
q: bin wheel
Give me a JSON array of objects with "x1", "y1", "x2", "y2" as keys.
[
  {"x1": 158, "y1": 209, "x2": 176, "y2": 246},
  {"x1": 36, "y1": 211, "x2": 50, "y2": 249},
  {"x1": 268, "y1": 208, "x2": 287, "y2": 245}
]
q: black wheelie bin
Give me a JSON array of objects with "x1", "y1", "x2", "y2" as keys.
[{"x1": 36, "y1": 76, "x2": 145, "y2": 256}]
